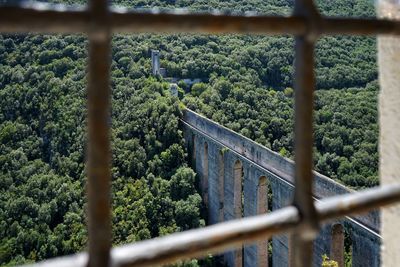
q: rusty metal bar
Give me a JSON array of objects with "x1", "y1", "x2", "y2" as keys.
[
  {"x1": 110, "y1": 10, "x2": 306, "y2": 35},
  {"x1": 322, "y1": 17, "x2": 400, "y2": 36},
  {"x1": 86, "y1": 0, "x2": 112, "y2": 267},
  {"x1": 291, "y1": 35, "x2": 317, "y2": 267},
  {"x1": 2, "y1": 3, "x2": 400, "y2": 36},
  {"x1": 22, "y1": 184, "x2": 400, "y2": 267},
  {"x1": 113, "y1": 207, "x2": 298, "y2": 267},
  {"x1": 0, "y1": 3, "x2": 89, "y2": 33},
  {"x1": 291, "y1": 0, "x2": 320, "y2": 266},
  {"x1": 3, "y1": 1, "x2": 400, "y2": 267},
  {"x1": 317, "y1": 184, "x2": 400, "y2": 221}
]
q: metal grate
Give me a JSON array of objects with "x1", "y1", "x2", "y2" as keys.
[{"x1": 1, "y1": 1, "x2": 400, "y2": 267}]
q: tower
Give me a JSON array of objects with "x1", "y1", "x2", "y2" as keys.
[{"x1": 151, "y1": 50, "x2": 160, "y2": 76}]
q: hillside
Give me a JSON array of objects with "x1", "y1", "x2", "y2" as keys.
[{"x1": 0, "y1": 0, "x2": 378, "y2": 265}]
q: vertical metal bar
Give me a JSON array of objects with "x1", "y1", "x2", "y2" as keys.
[
  {"x1": 291, "y1": 36, "x2": 317, "y2": 267},
  {"x1": 291, "y1": 0, "x2": 320, "y2": 266},
  {"x1": 87, "y1": 1, "x2": 112, "y2": 267}
]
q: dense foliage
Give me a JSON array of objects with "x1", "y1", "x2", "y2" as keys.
[
  {"x1": 0, "y1": 34, "x2": 204, "y2": 266},
  {"x1": 183, "y1": 81, "x2": 379, "y2": 188},
  {"x1": 0, "y1": 0, "x2": 379, "y2": 265}
]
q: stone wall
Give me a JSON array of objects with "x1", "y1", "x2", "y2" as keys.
[
  {"x1": 182, "y1": 109, "x2": 381, "y2": 267},
  {"x1": 377, "y1": 2, "x2": 400, "y2": 266}
]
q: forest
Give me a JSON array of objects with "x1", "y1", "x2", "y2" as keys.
[
  {"x1": 0, "y1": 35, "x2": 204, "y2": 265},
  {"x1": 0, "y1": 0, "x2": 378, "y2": 265}
]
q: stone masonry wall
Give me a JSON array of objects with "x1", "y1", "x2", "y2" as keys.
[{"x1": 182, "y1": 109, "x2": 381, "y2": 267}]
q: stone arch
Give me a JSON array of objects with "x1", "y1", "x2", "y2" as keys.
[
  {"x1": 330, "y1": 223, "x2": 344, "y2": 267},
  {"x1": 218, "y1": 149, "x2": 225, "y2": 222},
  {"x1": 233, "y1": 160, "x2": 243, "y2": 267},
  {"x1": 203, "y1": 141, "x2": 209, "y2": 206},
  {"x1": 257, "y1": 176, "x2": 268, "y2": 267}
]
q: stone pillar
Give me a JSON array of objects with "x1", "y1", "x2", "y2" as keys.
[
  {"x1": 350, "y1": 225, "x2": 380, "y2": 267},
  {"x1": 377, "y1": 2, "x2": 400, "y2": 266},
  {"x1": 271, "y1": 179, "x2": 292, "y2": 267},
  {"x1": 207, "y1": 144, "x2": 220, "y2": 225},
  {"x1": 234, "y1": 160, "x2": 243, "y2": 267},
  {"x1": 330, "y1": 224, "x2": 344, "y2": 267},
  {"x1": 257, "y1": 177, "x2": 269, "y2": 267},
  {"x1": 203, "y1": 142, "x2": 209, "y2": 207},
  {"x1": 234, "y1": 160, "x2": 243, "y2": 219},
  {"x1": 218, "y1": 150, "x2": 225, "y2": 222},
  {"x1": 243, "y1": 167, "x2": 259, "y2": 267}
]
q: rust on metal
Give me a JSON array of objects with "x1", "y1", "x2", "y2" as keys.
[
  {"x1": 3, "y1": 0, "x2": 400, "y2": 267},
  {"x1": 322, "y1": 17, "x2": 400, "y2": 36},
  {"x1": 291, "y1": 0, "x2": 320, "y2": 266},
  {"x1": 1, "y1": 3, "x2": 400, "y2": 36},
  {"x1": 110, "y1": 11, "x2": 307, "y2": 35},
  {"x1": 0, "y1": 3, "x2": 90, "y2": 33}
]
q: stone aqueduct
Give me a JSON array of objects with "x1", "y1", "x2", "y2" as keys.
[{"x1": 181, "y1": 109, "x2": 380, "y2": 267}]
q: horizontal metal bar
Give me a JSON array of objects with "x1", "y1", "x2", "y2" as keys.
[
  {"x1": 22, "y1": 184, "x2": 400, "y2": 267},
  {"x1": 24, "y1": 207, "x2": 300, "y2": 267},
  {"x1": 322, "y1": 17, "x2": 400, "y2": 36},
  {"x1": 0, "y1": 4, "x2": 89, "y2": 33},
  {"x1": 110, "y1": 10, "x2": 306, "y2": 35},
  {"x1": 1, "y1": 3, "x2": 400, "y2": 36},
  {"x1": 113, "y1": 207, "x2": 298, "y2": 267},
  {"x1": 318, "y1": 183, "x2": 400, "y2": 221},
  {"x1": 0, "y1": 4, "x2": 306, "y2": 35}
]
